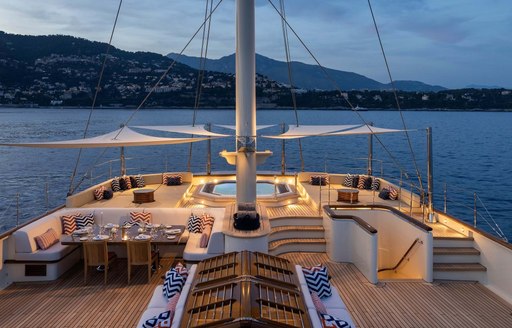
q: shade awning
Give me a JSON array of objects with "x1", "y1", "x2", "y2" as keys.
[
  {"x1": 0, "y1": 127, "x2": 210, "y2": 148},
  {"x1": 263, "y1": 124, "x2": 360, "y2": 139},
  {"x1": 215, "y1": 124, "x2": 276, "y2": 131},
  {"x1": 133, "y1": 125, "x2": 230, "y2": 137},
  {"x1": 327, "y1": 125, "x2": 406, "y2": 135}
]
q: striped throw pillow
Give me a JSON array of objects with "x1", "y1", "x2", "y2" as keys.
[
  {"x1": 389, "y1": 186, "x2": 399, "y2": 200},
  {"x1": 311, "y1": 292, "x2": 327, "y2": 314},
  {"x1": 174, "y1": 262, "x2": 188, "y2": 279},
  {"x1": 302, "y1": 264, "x2": 332, "y2": 299},
  {"x1": 371, "y1": 178, "x2": 380, "y2": 191},
  {"x1": 343, "y1": 174, "x2": 358, "y2": 188},
  {"x1": 163, "y1": 268, "x2": 185, "y2": 300},
  {"x1": 93, "y1": 186, "x2": 105, "y2": 200},
  {"x1": 357, "y1": 176, "x2": 368, "y2": 189},
  {"x1": 320, "y1": 313, "x2": 352, "y2": 327},
  {"x1": 61, "y1": 213, "x2": 80, "y2": 235},
  {"x1": 187, "y1": 214, "x2": 202, "y2": 233},
  {"x1": 111, "y1": 178, "x2": 121, "y2": 192},
  {"x1": 76, "y1": 213, "x2": 94, "y2": 229},
  {"x1": 310, "y1": 175, "x2": 328, "y2": 186},
  {"x1": 142, "y1": 310, "x2": 173, "y2": 328},
  {"x1": 201, "y1": 214, "x2": 215, "y2": 231},
  {"x1": 123, "y1": 176, "x2": 132, "y2": 189},
  {"x1": 130, "y1": 212, "x2": 151, "y2": 225},
  {"x1": 162, "y1": 173, "x2": 171, "y2": 185},
  {"x1": 378, "y1": 188, "x2": 390, "y2": 200},
  {"x1": 34, "y1": 228, "x2": 59, "y2": 250},
  {"x1": 135, "y1": 175, "x2": 145, "y2": 188},
  {"x1": 199, "y1": 225, "x2": 212, "y2": 248}
]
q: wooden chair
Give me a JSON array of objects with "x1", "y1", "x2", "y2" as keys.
[
  {"x1": 127, "y1": 239, "x2": 159, "y2": 283},
  {"x1": 83, "y1": 240, "x2": 117, "y2": 284}
]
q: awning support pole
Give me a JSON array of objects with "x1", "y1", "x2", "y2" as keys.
[
  {"x1": 120, "y1": 146, "x2": 126, "y2": 176},
  {"x1": 427, "y1": 127, "x2": 436, "y2": 223},
  {"x1": 368, "y1": 122, "x2": 374, "y2": 176}
]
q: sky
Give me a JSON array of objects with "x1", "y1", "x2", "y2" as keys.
[{"x1": 0, "y1": 0, "x2": 511, "y2": 89}]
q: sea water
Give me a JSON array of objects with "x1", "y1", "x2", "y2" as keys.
[{"x1": 0, "y1": 107, "x2": 510, "y2": 241}]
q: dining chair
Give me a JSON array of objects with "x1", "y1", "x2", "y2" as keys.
[
  {"x1": 83, "y1": 240, "x2": 117, "y2": 284},
  {"x1": 127, "y1": 239, "x2": 159, "y2": 283}
]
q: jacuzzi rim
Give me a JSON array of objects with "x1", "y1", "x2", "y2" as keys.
[{"x1": 200, "y1": 179, "x2": 292, "y2": 198}]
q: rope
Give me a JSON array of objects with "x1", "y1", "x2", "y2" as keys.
[
  {"x1": 188, "y1": 0, "x2": 214, "y2": 172},
  {"x1": 267, "y1": 0, "x2": 416, "y2": 186},
  {"x1": 367, "y1": 0, "x2": 424, "y2": 191},
  {"x1": 278, "y1": 0, "x2": 304, "y2": 171},
  {"x1": 67, "y1": 0, "x2": 123, "y2": 196}
]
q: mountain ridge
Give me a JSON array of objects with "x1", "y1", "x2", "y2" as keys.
[{"x1": 168, "y1": 52, "x2": 446, "y2": 92}]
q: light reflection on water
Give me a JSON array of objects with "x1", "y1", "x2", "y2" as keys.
[{"x1": 0, "y1": 107, "x2": 511, "y2": 241}]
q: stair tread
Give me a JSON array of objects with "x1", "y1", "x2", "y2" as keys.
[
  {"x1": 434, "y1": 236, "x2": 474, "y2": 241},
  {"x1": 433, "y1": 247, "x2": 480, "y2": 255},
  {"x1": 269, "y1": 238, "x2": 326, "y2": 249},
  {"x1": 433, "y1": 263, "x2": 486, "y2": 272},
  {"x1": 271, "y1": 225, "x2": 324, "y2": 233}
]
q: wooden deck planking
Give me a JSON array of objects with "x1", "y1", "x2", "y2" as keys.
[
  {"x1": 266, "y1": 201, "x2": 319, "y2": 218},
  {"x1": 0, "y1": 258, "x2": 176, "y2": 328},
  {"x1": 281, "y1": 253, "x2": 512, "y2": 328}
]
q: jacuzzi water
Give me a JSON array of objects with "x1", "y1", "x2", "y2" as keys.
[{"x1": 208, "y1": 181, "x2": 288, "y2": 196}]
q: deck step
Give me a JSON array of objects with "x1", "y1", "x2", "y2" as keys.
[
  {"x1": 268, "y1": 238, "x2": 326, "y2": 256},
  {"x1": 433, "y1": 263, "x2": 486, "y2": 272},
  {"x1": 433, "y1": 262, "x2": 487, "y2": 281},
  {"x1": 269, "y1": 225, "x2": 324, "y2": 242},
  {"x1": 268, "y1": 216, "x2": 323, "y2": 228},
  {"x1": 433, "y1": 236, "x2": 474, "y2": 248},
  {"x1": 433, "y1": 247, "x2": 480, "y2": 255},
  {"x1": 433, "y1": 247, "x2": 481, "y2": 263}
]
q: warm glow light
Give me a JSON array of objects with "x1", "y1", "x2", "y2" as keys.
[
  {"x1": 213, "y1": 179, "x2": 219, "y2": 184},
  {"x1": 200, "y1": 179, "x2": 205, "y2": 184}
]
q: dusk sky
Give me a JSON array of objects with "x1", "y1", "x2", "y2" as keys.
[{"x1": 1, "y1": 0, "x2": 511, "y2": 89}]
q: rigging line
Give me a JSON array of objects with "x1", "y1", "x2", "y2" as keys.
[
  {"x1": 188, "y1": 0, "x2": 214, "y2": 172},
  {"x1": 119, "y1": 0, "x2": 224, "y2": 132},
  {"x1": 367, "y1": 0, "x2": 424, "y2": 191},
  {"x1": 68, "y1": 0, "x2": 123, "y2": 196},
  {"x1": 278, "y1": 0, "x2": 304, "y2": 171},
  {"x1": 69, "y1": 148, "x2": 110, "y2": 195},
  {"x1": 267, "y1": 0, "x2": 415, "y2": 183}
]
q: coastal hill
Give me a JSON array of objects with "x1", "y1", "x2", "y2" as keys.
[
  {"x1": 0, "y1": 31, "x2": 511, "y2": 110},
  {"x1": 168, "y1": 53, "x2": 446, "y2": 92}
]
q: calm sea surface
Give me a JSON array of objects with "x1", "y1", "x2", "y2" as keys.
[{"x1": 0, "y1": 107, "x2": 511, "y2": 241}]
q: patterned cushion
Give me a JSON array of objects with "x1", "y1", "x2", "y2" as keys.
[
  {"x1": 310, "y1": 175, "x2": 328, "y2": 186},
  {"x1": 311, "y1": 292, "x2": 327, "y2": 314},
  {"x1": 166, "y1": 175, "x2": 182, "y2": 186},
  {"x1": 119, "y1": 177, "x2": 128, "y2": 190},
  {"x1": 123, "y1": 176, "x2": 132, "y2": 189},
  {"x1": 320, "y1": 313, "x2": 351, "y2": 328},
  {"x1": 130, "y1": 176, "x2": 137, "y2": 189},
  {"x1": 61, "y1": 213, "x2": 79, "y2": 235},
  {"x1": 130, "y1": 212, "x2": 151, "y2": 225},
  {"x1": 201, "y1": 214, "x2": 215, "y2": 231},
  {"x1": 93, "y1": 186, "x2": 105, "y2": 200},
  {"x1": 34, "y1": 228, "x2": 59, "y2": 250},
  {"x1": 135, "y1": 175, "x2": 145, "y2": 188},
  {"x1": 371, "y1": 178, "x2": 380, "y2": 191},
  {"x1": 111, "y1": 178, "x2": 121, "y2": 192},
  {"x1": 174, "y1": 262, "x2": 189, "y2": 279},
  {"x1": 163, "y1": 268, "x2": 185, "y2": 300},
  {"x1": 162, "y1": 173, "x2": 171, "y2": 185},
  {"x1": 166, "y1": 292, "x2": 180, "y2": 312},
  {"x1": 388, "y1": 186, "x2": 399, "y2": 200},
  {"x1": 302, "y1": 265, "x2": 332, "y2": 299},
  {"x1": 199, "y1": 225, "x2": 212, "y2": 248},
  {"x1": 378, "y1": 188, "x2": 390, "y2": 200},
  {"x1": 142, "y1": 310, "x2": 173, "y2": 328},
  {"x1": 343, "y1": 174, "x2": 358, "y2": 188},
  {"x1": 187, "y1": 214, "x2": 202, "y2": 233},
  {"x1": 76, "y1": 213, "x2": 94, "y2": 229}
]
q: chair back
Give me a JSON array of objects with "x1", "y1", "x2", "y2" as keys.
[
  {"x1": 127, "y1": 240, "x2": 152, "y2": 266},
  {"x1": 83, "y1": 241, "x2": 108, "y2": 266}
]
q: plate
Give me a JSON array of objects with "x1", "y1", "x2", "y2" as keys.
[
  {"x1": 165, "y1": 225, "x2": 173, "y2": 229},
  {"x1": 134, "y1": 234, "x2": 151, "y2": 240},
  {"x1": 166, "y1": 229, "x2": 181, "y2": 234},
  {"x1": 93, "y1": 235, "x2": 109, "y2": 240},
  {"x1": 73, "y1": 229, "x2": 88, "y2": 235},
  {"x1": 79, "y1": 237, "x2": 88, "y2": 241},
  {"x1": 105, "y1": 223, "x2": 118, "y2": 228},
  {"x1": 166, "y1": 235, "x2": 176, "y2": 240}
]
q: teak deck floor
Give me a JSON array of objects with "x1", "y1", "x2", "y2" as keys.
[{"x1": 1, "y1": 254, "x2": 511, "y2": 328}]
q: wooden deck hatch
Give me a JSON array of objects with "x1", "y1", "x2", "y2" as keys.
[{"x1": 181, "y1": 251, "x2": 311, "y2": 328}]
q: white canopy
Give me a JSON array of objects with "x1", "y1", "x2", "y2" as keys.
[
  {"x1": 133, "y1": 125, "x2": 229, "y2": 137},
  {"x1": 215, "y1": 124, "x2": 276, "y2": 131},
  {"x1": 263, "y1": 124, "x2": 360, "y2": 139},
  {"x1": 0, "y1": 127, "x2": 210, "y2": 148},
  {"x1": 327, "y1": 125, "x2": 405, "y2": 136}
]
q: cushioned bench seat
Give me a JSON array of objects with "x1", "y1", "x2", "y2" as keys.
[{"x1": 14, "y1": 242, "x2": 78, "y2": 262}]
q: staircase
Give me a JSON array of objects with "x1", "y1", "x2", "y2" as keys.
[
  {"x1": 433, "y1": 236, "x2": 486, "y2": 281},
  {"x1": 267, "y1": 212, "x2": 326, "y2": 256}
]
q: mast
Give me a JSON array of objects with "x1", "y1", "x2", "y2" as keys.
[
  {"x1": 235, "y1": 0, "x2": 257, "y2": 210},
  {"x1": 427, "y1": 127, "x2": 436, "y2": 223}
]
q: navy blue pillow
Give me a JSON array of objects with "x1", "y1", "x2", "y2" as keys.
[
  {"x1": 130, "y1": 176, "x2": 137, "y2": 189},
  {"x1": 103, "y1": 189, "x2": 114, "y2": 200},
  {"x1": 119, "y1": 177, "x2": 128, "y2": 190},
  {"x1": 167, "y1": 175, "x2": 183, "y2": 186},
  {"x1": 351, "y1": 175, "x2": 359, "y2": 188},
  {"x1": 378, "y1": 188, "x2": 390, "y2": 200}
]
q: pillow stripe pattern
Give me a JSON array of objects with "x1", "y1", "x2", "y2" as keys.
[
  {"x1": 371, "y1": 178, "x2": 380, "y2": 191},
  {"x1": 163, "y1": 269, "x2": 185, "y2": 301},
  {"x1": 389, "y1": 186, "x2": 399, "y2": 200},
  {"x1": 167, "y1": 175, "x2": 183, "y2": 186},
  {"x1": 320, "y1": 313, "x2": 352, "y2": 328},
  {"x1": 35, "y1": 228, "x2": 59, "y2": 250},
  {"x1": 130, "y1": 212, "x2": 151, "y2": 225},
  {"x1": 93, "y1": 186, "x2": 105, "y2": 200},
  {"x1": 357, "y1": 176, "x2": 368, "y2": 189},
  {"x1": 187, "y1": 214, "x2": 202, "y2": 233},
  {"x1": 142, "y1": 310, "x2": 172, "y2": 328},
  {"x1": 201, "y1": 215, "x2": 215, "y2": 231},
  {"x1": 76, "y1": 213, "x2": 94, "y2": 229},
  {"x1": 310, "y1": 175, "x2": 328, "y2": 186},
  {"x1": 174, "y1": 263, "x2": 189, "y2": 279},
  {"x1": 61, "y1": 214, "x2": 79, "y2": 235},
  {"x1": 111, "y1": 178, "x2": 121, "y2": 192},
  {"x1": 302, "y1": 265, "x2": 332, "y2": 299},
  {"x1": 123, "y1": 176, "x2": 132, "y2": 189},
  {"x1": 135, "y1": 175, "x2": 145, "y2": 188},
  {"x1": 162, "y1": 173, "x2": 171, "y2": 185}
]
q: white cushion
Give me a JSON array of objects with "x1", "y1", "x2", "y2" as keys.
[
  {"x1": 322, "y1": 292, "x2": 347, "y2": 310},
  {"x1": 14, "y1": 242, "x2": 78, "y2": 262},
  {"x1": 137, "y1": 307, "x2": 167, "y2": 328},
  {"x1": 147, "y1": 286, "x2": 167, "y2": 309},
  {"x1": 327, "y1": 308, "x2": 356, "y2": 328}
]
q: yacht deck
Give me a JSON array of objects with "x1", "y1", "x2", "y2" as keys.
[{"x1": 1, "y1": 253, "x2": 511, "y2": 327}]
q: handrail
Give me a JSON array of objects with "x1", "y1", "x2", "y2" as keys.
[
  {"x1": 323, "y1": 205, "x2": 377, "y2": 234},
  {"x1": 378, "y1": 238, "x2": 420, "y2": 272}
]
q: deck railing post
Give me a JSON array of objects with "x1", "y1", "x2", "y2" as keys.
[
  {"x1": 45, "y1": 178, "x2": 49, "y2": 213},
  {"x1": 16, "y1": 192, "x2": 20, "y2": 226},
  {"x1": 444, "y1": 183, "x2": 447, "y2": 213},
  {"x1": 473, "y1": 192, "x2": 477, "y2": 228}
]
